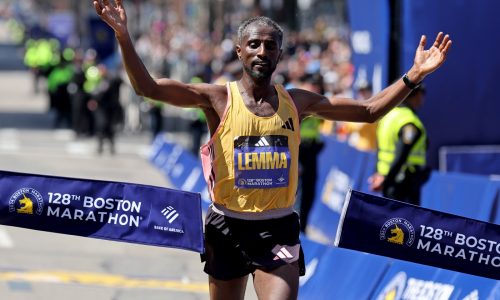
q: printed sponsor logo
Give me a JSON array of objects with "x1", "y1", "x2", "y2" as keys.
[
  {"x1": 380, "y1": 218, "x2": 416, "y2": 247},
  {"x1": 161, "y1": 206, "x2": 179, "y2": 224},
  {"x1": 376, "y1": 271, "x2": 406, "y2": 300},
  {"x1": 273, "y1": 246, "x2": 294, "y2": 260},
  {"x1": 376, "y1": 272, "x2": 455, "y2": 300},
  {"x1": 272, "y1": 244, "x2": 299, "y2": 263},
  {"x1": 153, "y1": 206, "x2": 184, "y2": 234},
  {"x1": 9, "y1": 188, "x2": 44, "y2": 216},
  {"x1": 281, "y1": 117, "x2": 295, "y2": 131}
]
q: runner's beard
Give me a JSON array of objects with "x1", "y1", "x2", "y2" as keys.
[{"x1": 244, "y1": 63, "x2": 276, "y2": 81}]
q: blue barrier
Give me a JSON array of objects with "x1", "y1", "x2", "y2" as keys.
[
  {"x1": 421, "y1": 172, "x2": 499, "y2": 222},
  {"x1": 307, "y1": 137, "x2": 375, "y2": 242},
  {"x1": 440, "y1": 145, "x2": 500, "y2": 176},
  {"x1": 298, "y1": 235, "x2": 329, "y2": 293},
  {"x1": 300, "y1": 237, "x2": 390, "y2": 300},
  {"x1": 149, "y1": 136, "x2": 210, "y2": 210},
  {"x1": 370, "y1": 260, "x2": 500, "y2": 300},
  {"x1": 301, "y1": 236, "x2": 500, "y2": 299}
]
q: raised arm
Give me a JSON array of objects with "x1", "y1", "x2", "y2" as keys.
[
  {"x1": 295, "y1": 32, "x2": 452, "y2": 122},
  {"x1": 92, "y1": 0, "x2": 212, "y2": 108}
]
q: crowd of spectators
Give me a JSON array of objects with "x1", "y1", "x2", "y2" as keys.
[
  {"x1": 3, "y1": 0, "x2": 371, "y2": 149},
  {"x1": 130, "y1": 8, "x2": 357, "y2": 141}
]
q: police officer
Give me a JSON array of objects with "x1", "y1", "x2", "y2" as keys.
[{"x1": 369, "y1": 85, "x2": 430, "y2": 206}]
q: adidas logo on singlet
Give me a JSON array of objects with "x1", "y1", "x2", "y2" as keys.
[
  {"x1": 281, "y1": 117, "x2": 295, "y2": 131},
  {"x1": 255, "y1": 137, "x2": 270, "y2": 146}
]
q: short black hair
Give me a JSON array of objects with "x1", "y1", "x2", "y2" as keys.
[{"x1": 237, "y1": 16, "x2": 284, "y2": 48}]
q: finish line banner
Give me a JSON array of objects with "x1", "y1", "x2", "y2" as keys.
[
  {"x1": 335, "y1": 190, "x2": 500, "y2": 280},
  {"x1": 0, "y1": 170, "x2": 204, "y2": 253}
]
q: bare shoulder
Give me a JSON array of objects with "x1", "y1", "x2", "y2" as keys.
[
  {"x1": 192, "y1": 83, "x2": 228, "y2": 116},
  {"x1": 287, "y1": 88, "x2": 328, "y2": 117}
]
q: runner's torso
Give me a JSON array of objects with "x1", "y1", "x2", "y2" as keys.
[{"x1": 200, "y1": 82, "x2": 300, "y2": 218}]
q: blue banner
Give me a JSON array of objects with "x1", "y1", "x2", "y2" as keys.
[
  {"x1": 335, "y1": 190, "x2": 500, "y2": 280},
  {"x1": 0, "y1": 170, "x2": 204, "y2": 253},
  {"x1": 401, "y1": 0, "x2": 500, "y2": 168},
  {"x1": 347, "y1": 0, "x2": 390, "y2": 93}
]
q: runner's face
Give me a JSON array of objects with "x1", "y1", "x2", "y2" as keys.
[{"x1": 237, "y1": 24, "x2": 282, "y2": 80}]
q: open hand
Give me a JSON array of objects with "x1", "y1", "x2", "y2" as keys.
[
  {"x1": 413, "y1": 32, "x2": 452, "y2": 79},
  {"x1": 92, "y1": 0, "x2": 128, "y2": 37}
]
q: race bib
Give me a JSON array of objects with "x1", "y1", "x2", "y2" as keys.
[{"x1": 234, "y1": 135, "x2": 290, "y2": 189}]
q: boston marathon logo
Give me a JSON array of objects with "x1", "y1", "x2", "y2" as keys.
[
  {"x1": 233, "y1": 135, "x2": 290, "y2": 189},
  {"x1": 9, "y1": 188, "x2": 44, "y2": 216},
  {"x1": 380, "y1": 218, "x2": 416, "y2": 247}
]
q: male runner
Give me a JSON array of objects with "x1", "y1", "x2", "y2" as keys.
[{"x1": 92, "y1": 1, "x2": 451, "y2": 299}]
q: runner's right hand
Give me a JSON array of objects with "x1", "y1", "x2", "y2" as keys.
[{"x1": 92, "y1": 0, "x2": 128, "y2": 38}]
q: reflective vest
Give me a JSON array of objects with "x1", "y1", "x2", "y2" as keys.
[
  {"x1": 83, "y1": 65, "x2": 102, "y2": 93},
  {"x1": 47, "y1": 64, "x2": 74, "y2": 93},
  {"x1": 300, "y1": 117, "x2": 321, "y2": 141},
  {"x1": 376, "y1": 106, "x2": 426, "y2": 175}
]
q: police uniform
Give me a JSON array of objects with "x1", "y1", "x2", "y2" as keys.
[
  {"x1": 200, "y1": 82, "x2": 304, "y2": 279},
  {"x1": 376, "y1": 105, "x2": 429, "y2": 205}
]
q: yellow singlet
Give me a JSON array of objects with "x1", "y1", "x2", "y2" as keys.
[{"x1": 200, "y1": 82, "x2": 300, "y2": 218}]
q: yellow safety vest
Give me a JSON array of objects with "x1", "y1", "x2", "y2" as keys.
[
  {"x1": 300, "y1": 117, "x2": 321, "y2": 141},
  {"x1": 377, "y1": 106, "x2": 427, "y2": 175}
]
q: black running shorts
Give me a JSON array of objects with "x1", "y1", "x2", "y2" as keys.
[{"x1": 202, "y1": 206, "x2": 305, "y2": 280}]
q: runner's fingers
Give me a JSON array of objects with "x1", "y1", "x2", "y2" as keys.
[
  {"x1": 439, "y1": 34, "x2": 450, "y2": 51},
  {"x1": 418, "y1": 35, "x2": 426, "y2": 51},
  {"x1": 442, "y1": 39, "x2": 452, "y2": 56},
  {"x1": 93, "y1": 1, "x2": 101, "y2": 15},
  {"x1": 432, "y1": 32, "x2": 443, "y2": 49}
]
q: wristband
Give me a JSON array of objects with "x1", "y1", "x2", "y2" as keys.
[{"x1": 402, "y1": 73, "x2": 421, "y2": 90}]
